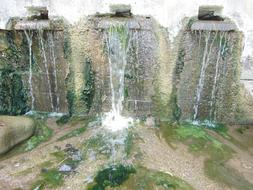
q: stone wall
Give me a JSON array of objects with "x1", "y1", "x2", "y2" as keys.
[
  {"x1": 175, "y1": 21, "x2": 243, "y2": 123},
  {"x1": 67, "y1": 15, "x2": 172, "y2": 117},
  {"x1": 0, "y1": 29, "x2": 68, "y2": 114}
]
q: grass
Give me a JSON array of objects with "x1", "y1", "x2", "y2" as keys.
[
  {"x1": 57, "y1": 126, "x2": 86, "y2": 141},
  {"x1": 236, "y1": 126, "x2": 249, "y2": 134},
  {"x1": 115, "y1": 166, "x2": 194, "y2": 190},
  {"x1": 124, "y1": 131, "x2": 134, "y2": 157},
  {"x1": 87, "y1": 164, "x2": 136, "y2": 190},
  {"x1": 159, "y1": 122, "x2": 253, "y2": 190},
  {"x1": 56, "y1": 115, "x2": 71, "y2": 125},
  {"x1": 31, "y1": 169, "x2": 64, "y2": 189},
  {"x1": 24, "y1": 120, "x2": 53, "y2": 151},
  {"x1": 205, "y1": 160, "x2": 253, "y2": 190}
]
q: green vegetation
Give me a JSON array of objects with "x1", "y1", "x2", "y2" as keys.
[
  {"x1": 160, "y1": 122, "x2": 253, "y2": 189},
  {"x1": 108, "y1": 25, "x2": 130, "y2": 51},
  {"x1": 114, "y1": 166, "x2": 193, "y2": 190},
  {"x1": 82, "y1": 57, "x2": 95, "y2": 112},
  {"x1": 32, "y1": 169, "x2": 64, "y2": 189},
  {"x1": 51, "y1": 150, "x2": 80, "y2": 167},
  {"x1": 205, "y1": 160, "x2": 253, "y2": 190},
  {"x1": 236, "y1": 126, "x2": 249, "y2": 134},
  {"x1": 0, "y1": 69, "x2": 29, "y2": 115},
  {"x1": 124, "y1": 131, "x2": 134, "y2": 156},
  {"x1": 87, "y1": 164, "x2": 136, "y2": 190},
  {"x1": 82, "y1": 134, "x2": 106, "y2": 156},
  {"x1": 186, "y1": 17, "x2": 198, "y2": 29},
  {"x1": 56, "y1": 114, "x2": 71, "y2": 125},
  {"x1": 25, "y1": 120, "x2": 53, "y2": 151},
  {"x1": 57, "y1": 126, "x2": 86, "y2": 141}
]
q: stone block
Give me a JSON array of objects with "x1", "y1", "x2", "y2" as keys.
[
  {"x1": 0, "y1": 116, "x2": 35, "y2": 155},
  {"x1": 198, "y1": 5, "x2": 224, "y2": 21},
  {"x1": 110, "y1": 4, "x2": 132, "y2": 17}
]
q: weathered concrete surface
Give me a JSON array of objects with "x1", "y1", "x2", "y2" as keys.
[
  {"x1": 191, "y1": 20, "x2": 237, "y2": 31},
  {"x1": 14, "y1": 20, "x2": 50, "y2": 30},
  {"x1": 67, "y1": 16, "x2": 172, "y2": 117},
  {"x1": 176, "y1": 28, "x2": 243, "y2": 123},
  {"x1": 238, "y1": 56, "x2": 253, "y2": 123},
  {"x1": 0, "y1": 116, "x2": 35, "y2": 155},
  {"x1": 0, "y1": 30, "x2": 68, "y2": 113}
]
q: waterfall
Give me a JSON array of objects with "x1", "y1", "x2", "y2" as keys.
[
  {"x1": 38, "y1": 29, "x2": 54, "y2": 112},
  {"x1": 102, "y1": 24, "x2": 133, "y2": 131},
  {"x1": 209, "y1": 32, "x2": 227, "y2": 120},
  {"x1": 193, "y1": 31, "x2": 217, "y2": 120},
  {"x1": 24, "y1": 30, "x2": 35, "y2": 111},
  {"x1": 48, "y1": 32, "x2": 60, "y2": 112}
]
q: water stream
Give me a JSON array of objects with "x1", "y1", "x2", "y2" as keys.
[
  {"x1": 38, "y1": 29, "x2": 54, "y2": 111},
  {"x1": 193, "y1": 31, "x2": 217, "y2": 120},
  {"x1": 102, "y1": 24, "x2": 133, "y2": 131},
  {"x1": 24, "y1": 30, "x2": 35, "y2": 111},
  {"x1": 48, "y1": 32, "x2": 60, "y2": 112}
]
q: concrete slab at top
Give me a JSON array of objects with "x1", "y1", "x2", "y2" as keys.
[
  {"x1": 94, "y1": 16, "x2": 153, "y2": 31},
  {"x1": 191, "y1": 20, "x2": 238, "y2": 31},
  {"x1": 14, "y1": 20, "x2": 50, "y2": 30}
]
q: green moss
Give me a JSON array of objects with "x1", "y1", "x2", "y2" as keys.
[
  {"x1": 63, "y1": 29, "x2": 72, "y2": 60},
  {"x1": 25, "y1": 120, "x2": 53, "y2": 151},
  {"x1": 116, "y1": 166, "x2": 194, "y2": 190},
  {"x1": 186, "y1": 17, "x2": 198, "y2": 29},
  {"x1": 87, "y1": 164, "x2": 136, "y2": 190},
  {"x1": 0, "y1": 69, "x2": 29, "y2": 115},
  {"x1": 51, "y1": 151, "x2": 66, "y2": 162},
  {"x1": 56, "y1": 115, "x2": 71, "y2": 125},
  {"x1": 82, "y1": 134, "x2": 105, "y2": 152},
  {"x1": 236, "y1": 126, "x2": 249, "y2": 134},
  {"x1": 124, "y1": 131, "x2": 134, "y2": 156},
  {"x1": 57, "y1": 126, "x2": 86, "y2": 141},
  {"x1": 205, "y1": 160, "x2": 253, "y2": 190},
  {"x1": 82, "y1": 57, "x2": 95, "y2": 113},
  {"x1": 32, "y1": 169, "x2": 64, "y2": 189},
  {"x1": 108, "y1": 25, "x2": 130, "y2": 51},
  {"x1": 159, "y1": 123, "x2": 253, "y2": 189}
]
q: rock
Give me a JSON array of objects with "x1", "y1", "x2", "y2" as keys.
[
  {"x1": 110, "y1": 4, "x2": 132, "y2": 17},
  {"x1": 145, "y1": 116, "x2": 155, "y2": 127},
  {"x1": 71, "y1": 151, "x2": 82, "y2": 161},
  {"x1": 0, "y1": 33, "x2": 8, "y2": 52},
  {"x1": 26, "y1": 6, "x2": 49, "y2": 20},
  {"x1": 0, "y1": 116, "x2": 35, "y2": 155},
  {"x1": 59, "y1": 164, "x2": 72, "y2": 172},
  {"x1": 198, "y1": 5, "x2": 224, "y2": 21}
]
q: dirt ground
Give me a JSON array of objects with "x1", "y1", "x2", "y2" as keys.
[{"x1": 0, "y1": 118, "x2": 252, "y2": 190}]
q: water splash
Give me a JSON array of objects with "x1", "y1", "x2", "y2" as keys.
[
  {"x1": 38, "y1": 29, "x2": 54, "y2": 111},
  {"x1": 24, "y1": 30, "x2": 35, "y2": 110},
  {"x1": 102, "y1": 24, "x2": 133, "y2": 132}
]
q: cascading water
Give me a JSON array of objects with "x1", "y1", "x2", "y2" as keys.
[
  {"x1": 102, "y1": 24, "x2": 133, "y2": 132},
  {"x1": 38, "y1": 29, "x2": 54, "y2": 111},
  {"x1": 209, "y1": 32, "x2": 227, "y2": 120},
  {"x1": 24, "y1": 30, "x2": 35, "y2": 111},
  {"x1": 48, "y1": 32, "x2": 60, "y2": 112},
  {"x1": 192, "y1": 30, "x2": 233, "y2": 122},
  {"x1": 193, "y1": 31, "x2": 217, "y2": 120}
]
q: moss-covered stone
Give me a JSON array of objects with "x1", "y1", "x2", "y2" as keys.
[{"x1": 0, "y1": 69, "x2": 29, "y2": 115}]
